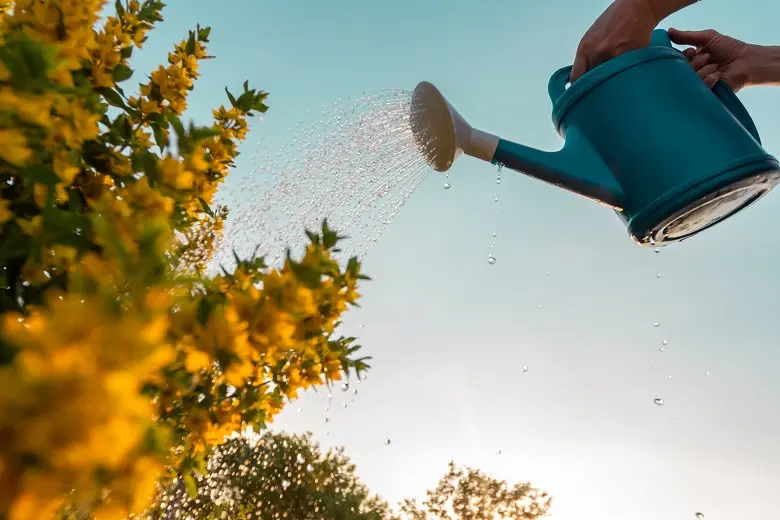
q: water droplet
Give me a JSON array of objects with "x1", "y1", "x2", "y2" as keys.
[
  {"x1": 496, "y1": 179, "x2": 501, "y2": 184},
  {"x1": 494, "y1": 197, "x2": 498, "y2": 202},
  {"x1": 342, "y1": 403, "x2": 348, "y2": 408},
  {"x1": 358, "y1": 324, "x2": 364, "y2": 329},
  {"x1": 705, "y1": 371, "x2": 711, "y2": 376},
  {"x1": 352, "y1": 389, "x2": 358, "y2": 395},
  {"x1": 443, "y1": 182, "x2": 451, "y2": 189},
  {"x1": 668, "y1": 375, "x2": 673, "y2": 379},
  {"x1": 324, "y1": 417, "x2": 330, "y2": 423},
  {"x1": 656, "y1": 273, "x2": 661, "y2": 279},
  {"x1": 695, "y1": 513, "x2": 704, "y2": 519},
  {"x1": 662, "y1": 340, "x2": 668, "y2": 345},
  {"x1": 654, "y1": 248, "x2": 660, "y2": 253},
  {"x1": 521, "y1": 365, "x2": 529, "y2": 372},
  {"x1": 487, "y1": 255, "x2": 496, "y2": 265},
  {"x1": 653, "y1": 322, "x2": 660, "y2": 327},
  {"x1": 659, "y1": 347, "x2": 665, "y2": 352},
  {"x1": 492, "y1": 232, "x2": 497, "y2": 237},
  {"x1": 495, "y1": 449, "x2": 502, "y2": 455},
  {"x1": 497, "y1": 163, "x2": 504, "y2": 173},
  {"x1": 654, "y1": 398, "x2": 665, "y2": 406},
  {"x1": 296, "y1": 453, "x2": 305, "y2": 465},
  {"x1": 306, "y1": 464, "x2": 314, "y2": 472},
  {"x1": 383, "y1": 438, "x2": 391, "y2": 445},
  {"x1": 340, "y1": 382, "x2": 349, "y2": 391}
]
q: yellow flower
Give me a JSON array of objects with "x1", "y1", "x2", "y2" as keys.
[
  {"x1": 0, "y1": 129, "x2": 32, "y2": 166},
  {"x1": 0, "y1": 198, "x2": 11, "y2": 224},
  {"x1": 158, "y1": 156, "x2": 194, "y2": 190},
  {"x1": 16, "y1": 215, "x2": 42, "y2": 237},
  {"x1": 184, "y1": 347, "x2": 211, "y2": 373},
  {"x1": 53, "y1": 150, "x2": 80, "y2": 184}
]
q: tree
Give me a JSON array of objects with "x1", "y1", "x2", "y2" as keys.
[
  {"x1": 145, "y1": 431, "x2": 393, "y2": 520},
  {"x1": 149, "y1": 432, "x2": 552, "y2": 520},
  {"x1": 0, "y1": 1, "x2": 369, "y2": 518},
  {"x1": 399, "y1": 462, "x2": 551, "y2": 520}
]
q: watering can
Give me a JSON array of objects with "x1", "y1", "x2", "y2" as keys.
[{"x1": 410, "y1": 29, "x2": 780, "y2": 246}]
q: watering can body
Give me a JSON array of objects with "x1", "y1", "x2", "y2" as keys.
[
  {"x1": 411, "y1": 29, "x2": 780, "y2": 246},
  {"x1": 529, "y1": 29, "x2": 780, "y2": 245}
]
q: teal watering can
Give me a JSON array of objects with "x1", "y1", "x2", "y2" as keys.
[{"x1": 410, "y1": 29, "x2": 780, "y2": 246}]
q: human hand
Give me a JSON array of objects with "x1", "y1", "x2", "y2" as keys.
[
  {"x1": 668, "y1": 28, "x2": 754, "y2": 91},
  {"x1": 570, "y1": 0, "x2": 659, "y2": 82}
]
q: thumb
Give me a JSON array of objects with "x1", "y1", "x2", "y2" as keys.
[{"x1": 668, "y1": 28, "x2": 716, "y2": 46}]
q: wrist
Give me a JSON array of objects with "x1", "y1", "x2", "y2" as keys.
[
  {"x1": 640, "y1": 0, "x2": 700, "y2": 24},
  {"x1": 745, "y1": 44, "x2": 780, "y2": 87}
]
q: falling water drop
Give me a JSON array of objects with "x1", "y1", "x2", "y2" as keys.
[
  {"x1": 695, "y1": 513, "x2": 704, "y2": 519},
  {"x1": 496, "y1": 449, "x2": 502, "y2": 455},
  {"x1": 352, "y1": 389, "x2": 358, "y2": 395},
  {"x1": 659, "y1": 347, "x2": 664, "y2": 352},
  {"x1": 522, "y1": 365, "x2": 529, "y2": 372},
  {"x1": 444, "y1": 182, "x2": 451, "y2": 190},
  {"x1": 653, "y1": 322, "x2": 660, "y2": 327},
  {"x1": 705, "y1": 371, "x2": 711, "y2": 376},
  {"x1": 654, "y1": 398, "x2": 665, "y2": 406},
  {"x1": 383, "y1": 438, "x2": 391, "y2": 446},
  {"x1": 654, "y1": 248, "x2": 660, "y2": 253},
  {"x1": 494, "y1": 197, "x2": 498, "y2": 202},
  {"x1": 341, "y1": 382, "x2": 349, "y2": 391},
  {"x1": 487, "y1": 255, "x2": 496, "y2": 265},
  {"x1": 492, "y1": 232, "x2": 497, "y2": 237},
  {"x1": 656, "y1": 273, "x2": 661, "y2": 279}
]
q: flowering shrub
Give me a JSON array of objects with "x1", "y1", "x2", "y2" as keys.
[{"x1": 0, "y1": 1, "x2": 370, "y2": 518}]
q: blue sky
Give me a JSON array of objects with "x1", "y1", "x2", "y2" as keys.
[{"x1": 139, "y1": 1, "x2": 780, "y2": 518}]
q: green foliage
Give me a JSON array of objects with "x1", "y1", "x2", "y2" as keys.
[{"x1": 145, "y1": 431, "x2": 394, "y2": 520}]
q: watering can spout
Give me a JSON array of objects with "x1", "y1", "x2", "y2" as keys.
[{"x1": 410, "y1": 81, "x2": 626, "y2": 210}]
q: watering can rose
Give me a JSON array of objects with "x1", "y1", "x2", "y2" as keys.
[{"x1": 0, "y1": 1, "x2": 370, "y2": 518}]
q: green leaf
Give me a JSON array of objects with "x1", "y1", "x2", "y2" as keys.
[
  {"x1": 152, "y1": 124, "x2": 168, "y2": 149},
  {"x1": 197, "y1": 197, "x2": 215, "y2": 217},
  {"x1": 101, "y1": 88, "x2": 126, "y2": 109},
  {"x1": 183, "y1": 474, "x2": 198, "y2": 498},
  {"x1": 20, "y1": 165, "x2": 59, "y2": 186},
  {"x1": 185, "y1": 30, "x2": 196, "y2": 55},
  {"x1": 197, "y1": 298, "x2": 212, "y2": 325},
  {"x1": 197, "y1": 26, "x2": 211, "y2": 41},
  {"x1": 120, "y1": 45, "x2": 133, "y2": 59},
  {"x1": 115, "y1": 0, "x2": 126, "y2": 19},
  {"x1": 112, "y1": 64, "x2": 133, "y2": 83},
  {"x1": 225, "y1": 87, "x2": 237, "y2": 108},
  {"x1": 0, "y1": 224, "x2": 32, "y2": 261},
  {"x1": 115, "y1": 114, "x2": 133, "y2": 140},
  {"x1": 188, "y1": 123, "x2": 222, "y2": 143}
]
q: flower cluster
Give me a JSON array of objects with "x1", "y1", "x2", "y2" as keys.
[{"x1": 0, "y1": 1, "x2": 369, "y2": 519}]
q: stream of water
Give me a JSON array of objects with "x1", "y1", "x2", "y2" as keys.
[{"x1": 213, "y1": 88, "x2": 432, "y2": 270}]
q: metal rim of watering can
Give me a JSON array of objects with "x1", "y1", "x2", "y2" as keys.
[{"x1": 626, "y1": 158, "x2": 780, "y2": 245}]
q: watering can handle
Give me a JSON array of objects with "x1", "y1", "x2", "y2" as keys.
[
  {"x1": 547, "y1": 66, "x2": 572, "y2": 104},
  {"x1": 711, "y1": 81, "x2": 761, "y2": 143}
]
